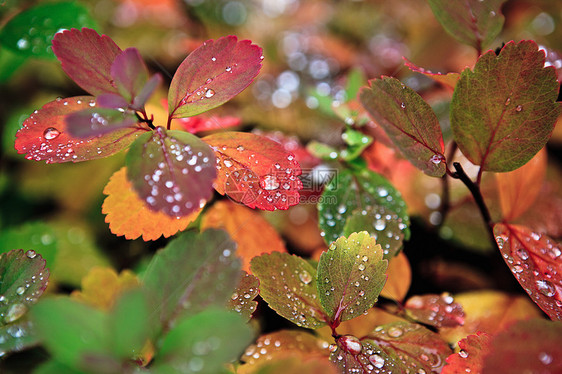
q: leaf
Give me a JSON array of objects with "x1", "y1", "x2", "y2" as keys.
[
  {"x1": 203, "y1": 132, "x2": 302, "y2": 210},
  {"x1": 329, "y1": 334, "x2": 400, "y2": 374},
  {"x1": 65, "y1": 108, "x2": 138, "y2": 138},
  {"x1": 340, "y1": 128, "x2": 373, "y2": 161},
  {"x1": 317, "y1": 232, "x2": 387, "y2": 322},
  {"x1": 318, "y1": 168, "x2": 410, "y2": 245},
  {"x1": 0, "y1": 249, "x2": 49, "y2": 325},
  {"x1": 70, "y1": 267, "x2": 140, "y2": 311},
  {"x1": 15, "y1": 96, "x2": 146, "y2": 163},
  {"x1": 126, "y1": 127, "x2": 216, "y2": 217},
  {"x1": 110, "y1": 48, "x2": 149, "y2": 104},
  {"x1": 227, "y1": 271, "x2": 259, "y2": 321},
  {"x1": 442, "y1": 332, "x2": 491, "y2": 374},
  {"x1": 250, "y1": 252, "x2": 327, "y2": 329},
  {"x1": 451, "y1": 40, "x2": 561, "y2": 172},
  {"x1": 168, "y1": 36, "x2": 263, "y2": 118},
  {"x1": 403, "y1": 57, "x2": 460, "y2": 90},
  {"x1": 482, "y1": 319, "x2": 562, "y2": 374},
  {"x1": 30, "y1": 297, "x2": 110, "y2": 369},
  {"x1": 201, "y1": 200, "x2": 287, "y2": 272},
  {"x1": 142, "y1": 229, "x2": 241, "y2": 331},
  {"x1": 342, "y1": 206, "x2": 406, "y2": 259},
  {"x1": 494, "y1": 223, "x2": 562, "y2": 320},
  {"x1": 52, "y1": 28, "x2": 121, "y2": 96},
  {"x1": 0, "y1": 2, "x2": 97, "y2": 59},
  {"x1": 365, "y1": 322, "x2": 452, "y2": 373},
  {"x1": 33, "y1": 360, "x2": 84, "y2": 374},
  {"x1": 495, "y1": 148, "x2": 547, "y2": 221},
  {"x1": 359, "y1": 76, "x2": 446, "y2": 177},
  {"x1": 380, "y1": 252, "x2": 411, "y2": 302},
  {"x1": 404, "y1": 293, "x2": 465, "y2": 328},
  {"x1": 0, "y1": 222, "x2": 57, "y2": 266},
  {"x1": 0, "y1": 318, "x2": 38, "y2": 357},
  {"x1": 175, "y1": 114, "x2": 241, "y2": 134},
  {"x1": 102, "y1": 167, "x2": 201, "y2": 241},
  {"x1": 154, "y1": 309, "x2": 253, "y2": 374},
  {"x1": 426, "y1": 0, "x2": 506, "y2": 51},
  {"x1": 249, "y1": 356, "x2": 337, "y2": 374}
]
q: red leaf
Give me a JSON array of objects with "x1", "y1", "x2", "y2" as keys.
[
  {"x1": 442, "y1": 332, "x2": 491, "y2": 374},
  {"x1": 168, "y1": 36, "x2": 263, "y2": 118},
  {"x1": 126, "y1": 127, "x2": 216, "y2": 217},
  {"x1": 202, "y1": 132, "x2": 302, "y2": 210},
  {"x1": 403, "y1": 58, "x2": 461, "y2": 90},
  {"x1": 482, "y1": 319, "x2": 562, "y2": 374},
  {"x1": 52, "y1": 28, "x2": 122, "y2": 96},
  {"x1": 175, "y1": 114, "x2": 241, "y2": 134},
  {"x1": 15, "y1": 96, "x2": 147, "y2": 163},
  {"x1": 405, "y1": 293, "x2": 465, "y2": 328},
  {"x1": 494, "y1": 223, "x2": 562, "y2": 320}
]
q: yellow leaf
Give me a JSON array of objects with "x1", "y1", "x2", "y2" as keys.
[
  {"x1": 201, "y1": 200, "x2": 287, "y2": 272},
  {"x1": 380, "y1": 251, "x2": 411, "y2": 302},
  {"x1": 102, "y1": 167, "x2": 201, "y2": 241}
]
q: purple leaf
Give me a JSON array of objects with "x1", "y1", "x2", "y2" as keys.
[
  {"x1": 110, "y1": 48, "x2": 149, "y2": 104},
  {"x1": 125, "y1": 127, "x2": 216, "y2": 217},
  {"x1": 168, "y1": 36, "x2": 263, "y2": 118},
  {"x1": 65, "y1": 108, "x2": 138, "y2": 138},
  {"x1": 132, "y1": 74, "x2": 162, "y2": 110},
  {"x1": 52, "y1": 28, "x2": 121, "y2": 96},
  {"x1": 96, "y1": 93, "x2": 129, "y2": 109}
]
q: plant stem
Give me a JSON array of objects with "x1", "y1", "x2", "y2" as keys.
[{"x1": 438, "y1": 142, "x2": 458, "y2": 226}]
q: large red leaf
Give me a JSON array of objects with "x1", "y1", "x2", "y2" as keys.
[
  {"x1": 359, "y1": 76, "x2": 446, "y2": 177},
  {"x1": 126, "y1": 127, "x2": 216, "y2": 217},
  {"x1": 202, "y1": 132, "x2": 302, "y2": 210},
  {"x1": 494, "y1": 223, "x2": 562, "y2": 320},
  {"x1": 51, "y1": 28, "x2": 122, "y2": 96},
  {"x1": 175, "y1": 114, "x2": 241, "y2": 134},
  {"x1": 442, "y1": 332, "x2": 491, "y2": 374},
  {"x1": 168, "y1": 36, "x2": 263, "y2": 118},
  {"x1": 451, "y1": 40, "x2": 561, "y2": 172},
  {"x1": 15, "y1": 96, "x2": 147, "y2": 163}
]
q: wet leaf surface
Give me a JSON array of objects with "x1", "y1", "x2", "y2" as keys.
[
  {"x1": 317, "y1": 232, "x2": 387, "y2": 322},
  {"x1": 102, "y1": 167, "x2": 201, "y2": 241},
  {"x1": 65, "y1": 108, "x2": 138, "y2": 138},
  {"x1": 494, "y1": 223, "x2": 562, "y2": 320},
  {"x1": 318, "y1": 168, "x2": 409, "y2": 245},
  {"x1": 201, "y1": 200, "x2": 287, "y2": 272},
  {"x1": 451, "y1": 40, "x2": 561, "y2": 172},
  {"x1": 15, "y1": 96, "x2": 146, "y2": 163},
  {"x1": 0, "y1": 318, "x2": 37, "y2": 357},
  {"x1": 442, "y1": 332, "x2": 491, "y2": 374},
  {"x1": 142, "y1": 229, "x2": 241, "y2": 330},
  {"x1": 175, "y1": 114, "x2": 241, "y2": 134},
  {"x1": 251, "y1": 252, "x2": 327, "y2": 329},
  {"x1": 403, "y1": 58, "x2": 460, "y2": 90},
  {"x1": 360, "y1": 76, "x2": 446, "y2": 177},
  {"x1": 330, "y1": 335, "x2": 399, "y2": 374},
  {"x1": 168, "y1": 36, "x2": 263, "y2": 118},
  {"x1": 126, "y1": 127, "x2": 216, "y2": 217},
  {"x1": 227, "y1": 271, "x2": 259, "y2": 321},
  {"x1": 404, "y1": 293, "x2": 465, "y2": 328},
  {"x1": 203, "y1": 132, "x2": 302, "y2": 211}
]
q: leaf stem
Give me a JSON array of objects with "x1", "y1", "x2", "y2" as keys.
[{"x1": 438, "y1": 142, "x2": 457, "y2": 227}]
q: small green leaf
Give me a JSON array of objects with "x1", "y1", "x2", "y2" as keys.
[
  {"x1": 360, "y1": 77, "x2": 446, "y2": 177},
  {"x1": 251, "y1": 252, "x2": 327, "y2": 329},
  {"x1": 228, "y1": 272, "x2": 259, "y2": 322},
  {"x1": 0, "y1": 2, "x2": 97, "y2": 59},
  {"x1": 340, "y1": 129, "x2": 372, "y2": 161},
  {"x1": 30, "y1": 297, "x2": 110, "y2": 368},
  {"x1": 451, "y1": 40, "x2": 561, "y2": 172},
  {"x1": 343, "y1": 206, "x2": 406, "y2": 259},
  {"x1": 306, "y1": 141, "x2": 339, "y2": 161},
  {"x1": 143, "y1": 229, "x2": 241, "y2": 332},
  {"x1": 0, "y1": 222, "x2": 57, "y2": 266},
  {"x1": 317, "y1": 232, "x2": 387, "y2": 322},
  {"x1": 427, "y1": 0, "x2": 506, "y2": 51},
  {"x1": 345, "y1": 68, "x2": 366, "y2": 102},
  {"x1": 318, "y1": 168, "x2": 410, "y2": 245},
  {"x1": 154, "y1": 308, "x2": 253, "y2": 374}
]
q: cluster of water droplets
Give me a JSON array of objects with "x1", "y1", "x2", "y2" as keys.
[
  {"x1": 229, "y1": 274, "x2": 258, "y2": 316},
  {"x1": 504, "y1": 97, "x2": 524, "y2": 113},
  {"x1": 331, "y1": 338, "x2": 397, "y2": 373},
  {"x1": 405, "y1": 293, "x2": 464, "y2": 327}
]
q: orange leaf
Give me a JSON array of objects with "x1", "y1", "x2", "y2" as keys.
[
  {"x1": 495, "y1": 148, "x2": 547, "y2": 221},
  {"x1": 102, "y1": 167, "x2": 201, "y2": 241},
  {"x1": 71, "y1": 266, "x2": 139, "y2": 310},
  {"x1": 380, "y1": 251, "x2": 411, "y2": 302},
  {"x1": 442, "y1": 332, "x2": 491, "y2": 374},
  {"x1": 403, "y1": 57, "x2": 461, "y2": 90},
  {"x1": 201, "y1": 200, "x2": 287, "y2": 272}
]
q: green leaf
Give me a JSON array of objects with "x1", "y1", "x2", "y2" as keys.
[
  {"x1": 153, "y1": 308, "x2": 253, "y2": 374},
  {"x1": 0, "y1": 249, "x2": 49, "y2": 326},
  {"x1": 0, "y1": 46, "x2": 26, "y2": 83},
  {"x1": 359, "y1": 77, "x2": 445, "y2": 177},
  {"x1": 250, "y1": 252, "x2": 327, "y2": 329},
  {"x1": 0, "y1": 318, "x2": 38, "y2": 356},
  {"x1": 451, "y1": 40, "x2": 561, "y2": 172},
  {"x1": 143, "y1": 229, "x2": 241, "y2": 332},
  {"x1": 0, "y1": 2, "x2": 97, "y2": 59},
  {"x1": 318, "y1": 168, "x2": 410, "y2": 245},
  {"x1": 126, "y1": 127, "x2": 216, "y2": 217},
  {"x1": 0, "y1": 222, "x2": 57, "y2": 266},
  {"x1": 33, "y1": 360, "x2": 84, "y2": 374},
  {"x1": 30, "y1": 297, "x2": 110, "y2": 368},
  {"x1": 342, "y1": 206, "x2": 405, "y2": 259},
  {"x1": 340, "y1": 129, "x2": 372, "y2": 161},
  {"x1": 109, "y1": 289, "x2": 151, "y2": 359},
  {"x1": 317, "y1": 232, "x2": 387, "y2": 322},
  {"x1": 426, "y1": 0, "x2": 506, "y2": 51},
  {"x1": 345, "y1": 68, "x2": 366, "y2": 102},
  {"x1": 227, "y1": 272, "x2": 259, "y2": 322},
  {"x1": 306, "y1": 141, "x2": 339, "y2": 161}
]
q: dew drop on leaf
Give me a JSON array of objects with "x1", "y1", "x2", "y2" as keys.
[
  {"x1": 369, "y1": 354, "x2": 385, "y2": 368},
  {"x1": 430, "y1": 154, "x2": 444, "y2": 165},
  {"x1": 260, "y1": 175, "x2": 280, "y2": 190},
  {"x1": 15, "y1": 287, "x2": 25, "y2": 295},
  {"x1": 339, "y1": 335, "x2": 362, "y2": 355},
  {"x1": 459, "y1": 350, "x2": 468, "y2": 358},
  {"x1": 4, "y1": 303, "x2": 28, "y2": 324},
  {"x1": 299, "y1": 270, "x2": 312, "y2": 285},
  {"x1": 516, "y1": 105, "x2": 523, "y2": 112},
  {"x1": 25, "y1": 250, "x2": 37, "y2": 259},
  {"x1": 538, "y1": 352, "x2": 552, "y2": 365},
  {"x1": 535, "y1": 280, "x2": 556, "y2": 297},
  {"x1": 42, "y1": 127, "x2": 61, "y2": 140},
  {"x1": 387, "y1": 326, "x2": 403, "y2": 338},
  {"x1": 205, "y1": 89, "x2": 216, "y2": 98}
]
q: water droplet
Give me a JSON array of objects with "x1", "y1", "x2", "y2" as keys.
[
  {"x1": 369, "y1": 354, "x2": 385, "y2": 368},
  {"x1": 25, "y1": 250, "x2": 37, "y2": 259},
  {"x1": 459, "y1": 350, "x2": 468, "y2": 358},
  {"x1": 205, "y1": 89, "x2": 215, "y2": 98},
  {"x1": 4, "y1": 303, "x2": 27, "y2": 324},
  {"x1": 205, "y1": 78, "x2": 213, "y2": 84},
  {"x1": 516, "y1": 248, "x2": 529, "y2": 260},
  {"x1": 515, "y1": 105, "x2": 523, "y2": 112},
  {"x1": 340, "y1": 335, "x2": 362, "y2": 355},
  {"x1": 430, "y1": 154, "x2": 444, "y2": 165},
  {"x1": 17, "y1": 38, "x2": 29, "y2": 49},
  {"x1": 374, "y1": 219, "x2": 386, "y2": 231},
  {"x1": 15, "y1": 286, "x2": 25, "y2": 295},
  {"x1": 299, "y1": 270, "x2": 312, "y2": 285},
  {"x1": 400, "y1": 102, "x2": 406, "y2": 109},
  {"x1": 536, "y1": 280, "x2": 556, "y2": 297},
  {"x1": 387, "y1": 326, "x2": 403, "y2": 337},
  {"x1": 226, "y1": 66, "x2": 232, "y2": 72},
  {"x1": 358, "y1": 264, "x2": 366, "y2": 271},
  {"x1": 43, "y1": 127, "x2": 61, "y2": 140},
  {"x1": 539, "y1": 352, "x2": 553, "y2": 365},
  {"x1": 260, "y1": 175, "x2": 280, "y2": 190},
  {"x1": 505, "y1": 97, "x2": 511, "y2": 106}
]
